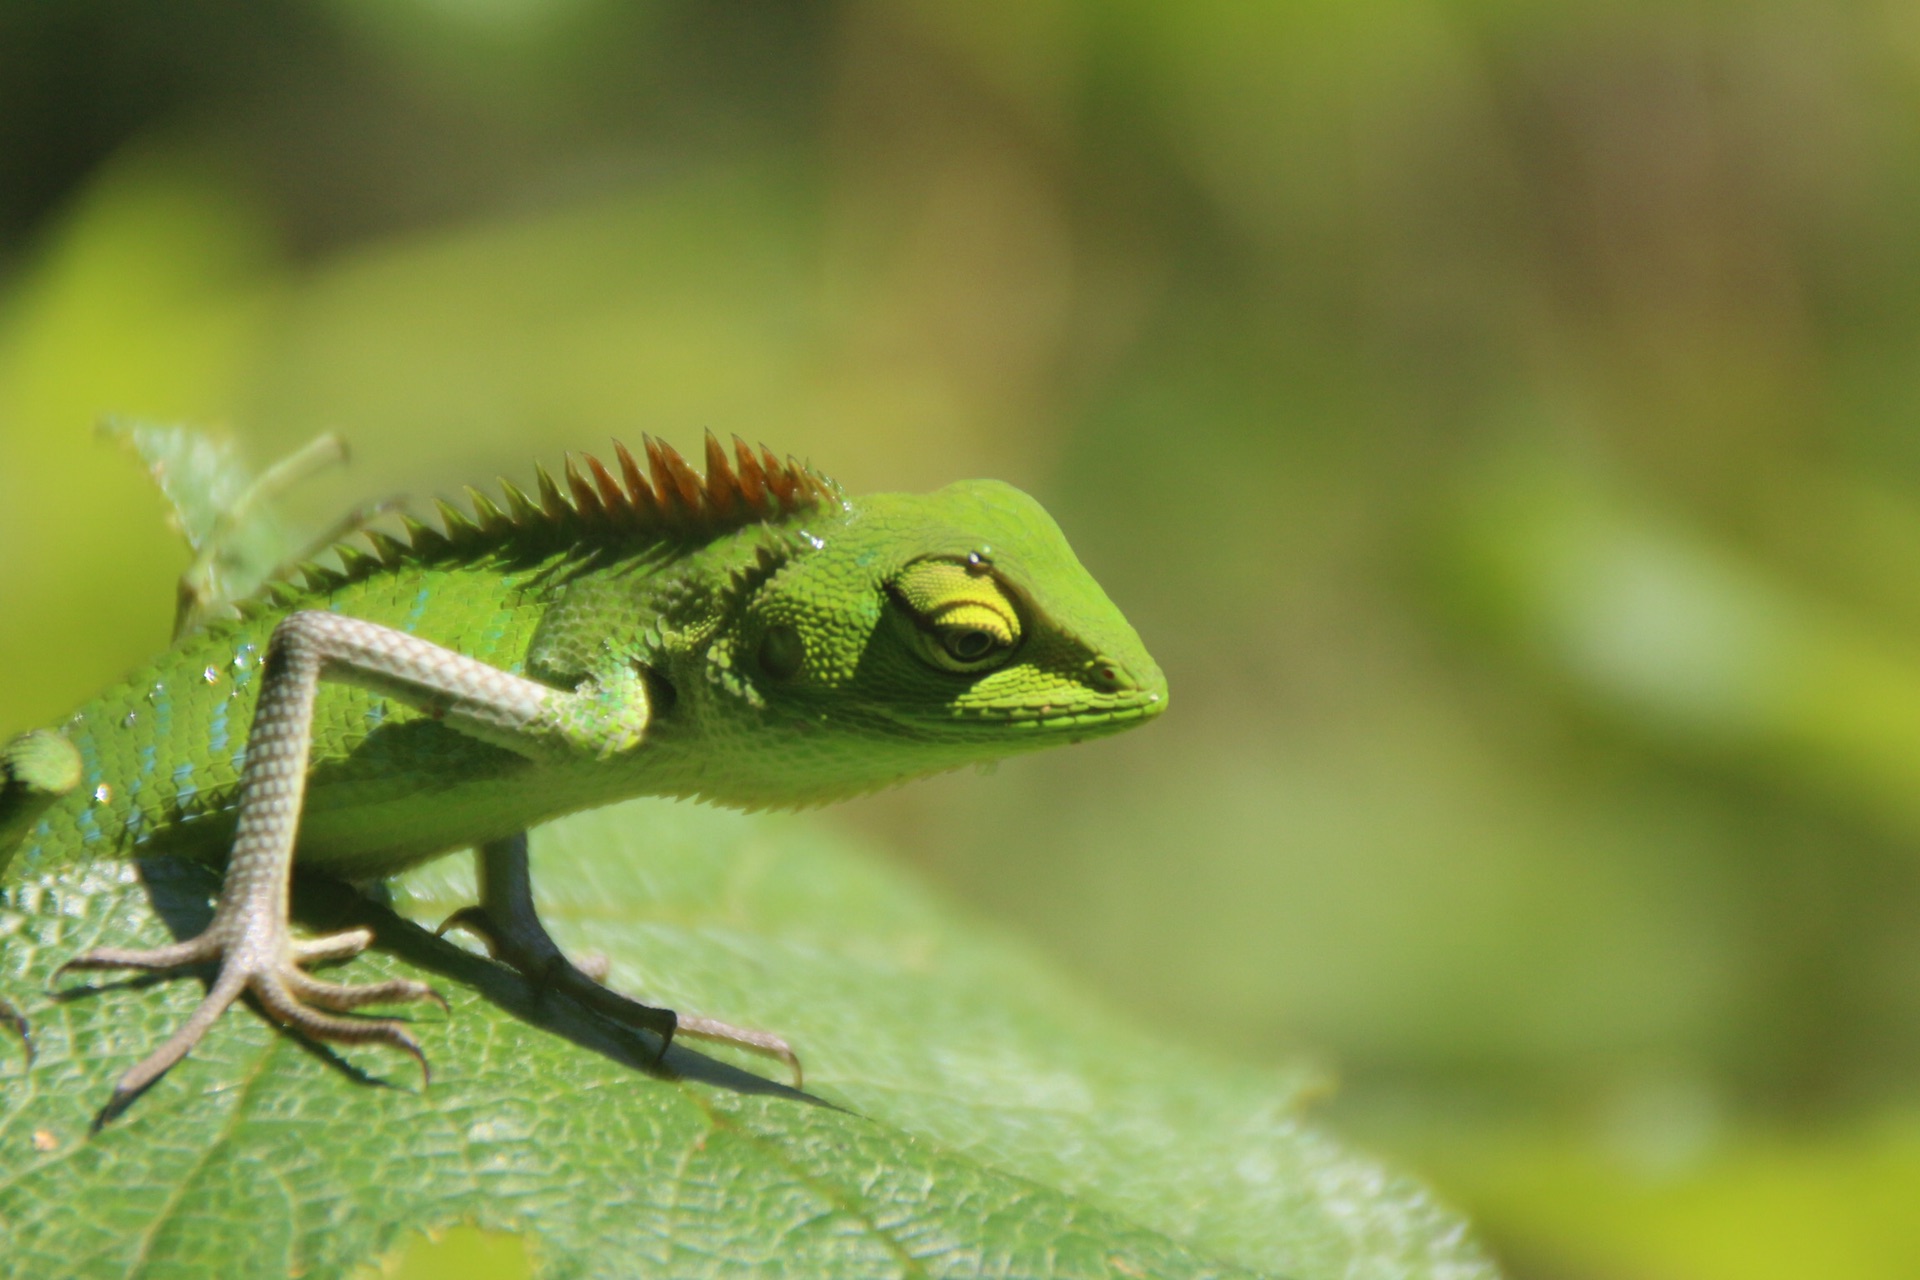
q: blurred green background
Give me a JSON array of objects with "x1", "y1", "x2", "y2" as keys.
[{"x1": 5, "y1": 2, "x2": 1920, "y2": 1275}]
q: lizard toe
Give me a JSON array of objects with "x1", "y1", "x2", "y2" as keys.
[
  {"x1": 55, "y1": 934, "x2": 223, "y2": 983},
  {"x1": 252, "y1": 968, "x2": 432, "y2": 1087},
  {"x1": 291, "y1": 927, "x2": 375, "y2": 964},
  {"x1": 284, "y1": 967, "x2": 447, "y2": 1014},
  {"x1": 675, "y1": 1014, "x2": 803, "y2": 1088}
]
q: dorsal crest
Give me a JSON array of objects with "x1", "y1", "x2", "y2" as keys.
[
  {"x1": 269, "y1": 433, "x2": 841, "y2": 605},
  {"x1": 419, "y1": 431, "x2": 835, "y2": 555}
]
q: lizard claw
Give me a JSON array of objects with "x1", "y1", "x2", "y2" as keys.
[{"x1": 1, "y1": 998, "x2": 31, "y2": 1065}]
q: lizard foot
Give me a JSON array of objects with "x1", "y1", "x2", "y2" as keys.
[
  {"x1": 438, "y1": 906, "x2": 800, "y2": 1087},
  {"x1": 57, "y1": 924, "x2": 445, "y2": 1117},
  {"x1": 437, "y1": 906, "x2": 679, "y2": 1045}
]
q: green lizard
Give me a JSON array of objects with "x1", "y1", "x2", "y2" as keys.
[{"x1": 0, "y1": 433, "x2": 1166, "y2": 1116}]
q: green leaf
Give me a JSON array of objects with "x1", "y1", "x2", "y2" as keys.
[
  {"x1": 0, "y1": 801, "x2": 1495, "y2": 1279},
  {"x1": 96, "y1": 421, "x2": 385, "y2": 638},
  {"x1": 98, "y1": 418, "x2": 305, "y2": 625},
  {"x1": 98, "y1": 419, "x2": 273, "y2": 556}
]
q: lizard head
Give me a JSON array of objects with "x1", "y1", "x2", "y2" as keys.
[{"x1": 700, "y1": 478, "x2": 1167, "y2": 805}]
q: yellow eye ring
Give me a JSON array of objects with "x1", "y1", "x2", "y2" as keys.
[{"x1": 892, "y1": 558, "x2": 1023, "y2": 673}]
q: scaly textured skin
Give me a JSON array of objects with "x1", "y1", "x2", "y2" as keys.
[{"x1": 0, "y1": 434, "x2": 1166, "y2": 1102}]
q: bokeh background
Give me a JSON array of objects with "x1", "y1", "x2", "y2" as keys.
[{"x1": 4, "y1": 2, "x2": 1920, "y2": 1275}]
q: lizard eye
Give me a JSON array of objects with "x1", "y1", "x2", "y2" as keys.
[
  {"x1": 917, "y1": 613, "x2": 1014, "y2": 673},
  {"x1": 944, "y1": 627, "x2": 998, "y2": 664},
  {"x1": 920, "y1": 615, "x2": 1015, "y2": 673},
  {"x1": 892, "y1": 558, "x2": 1022, "y2": 675}
]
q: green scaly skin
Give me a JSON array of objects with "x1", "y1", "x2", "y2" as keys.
[{"x1": 0, "y1": 434, "x2": 1166, "y2": 1102}]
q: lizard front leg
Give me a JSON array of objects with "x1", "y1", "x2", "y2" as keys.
[
  {"x1": 440, "y1": 834, "x2": 797, "y2": 1083},
  {"x1": 58, "y1": 611, "x2": 652, "y2": 1115}
]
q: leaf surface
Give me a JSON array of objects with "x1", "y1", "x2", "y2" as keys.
[{"x1": 1, "y1": 802, "x2": 1495, "y2": 1279}]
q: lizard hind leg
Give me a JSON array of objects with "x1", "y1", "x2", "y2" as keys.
[
  {"x1": 439, "y1": 833, "x2": 678, "y2": 1049},
  {"x1": 442, "y1": 834, "x2": 803, "y2": 1087}
]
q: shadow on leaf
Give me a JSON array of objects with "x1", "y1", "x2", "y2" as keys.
[{"x1": 56, "y1": 854, "x2": 824, "y2": 1127}]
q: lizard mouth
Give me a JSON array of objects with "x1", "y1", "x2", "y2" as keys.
[{"x1": 946, "y1": 687, "x2": 1167, "y2": 735}]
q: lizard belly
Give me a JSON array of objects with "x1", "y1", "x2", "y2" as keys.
[{"x1": 290, "y1": 721, "x2": 640, "y2": 880}]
